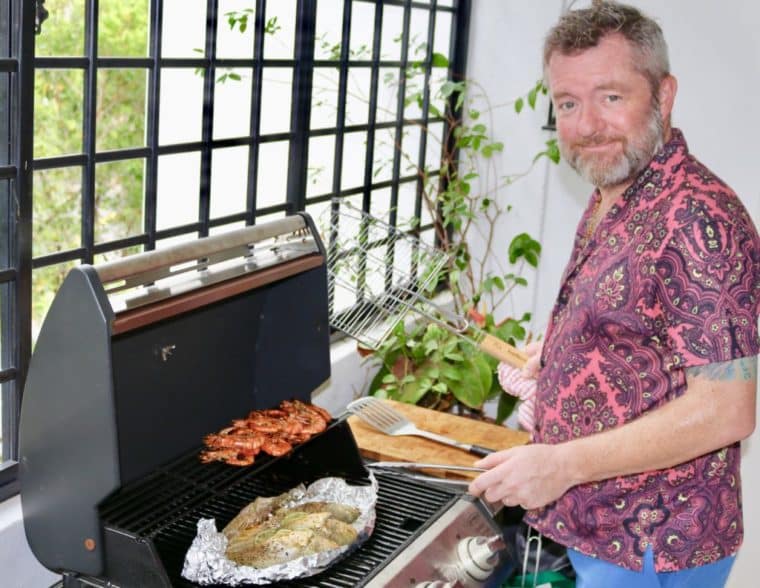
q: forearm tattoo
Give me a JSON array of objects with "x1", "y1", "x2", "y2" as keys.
[{"x1": 685, "y1": 356, "x2": 758, "y2": 381}]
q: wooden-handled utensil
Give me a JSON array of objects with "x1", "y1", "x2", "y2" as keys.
[{"x1": 323, "y1": 201, "x2": 529, "y2": 369}]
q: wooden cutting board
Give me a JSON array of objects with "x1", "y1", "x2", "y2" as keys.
[{"x1": 348, "y1": 399, "x2": 530, "y2": 479}]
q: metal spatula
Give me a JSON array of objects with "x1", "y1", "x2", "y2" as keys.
[{"x1": 346, "y1": 397, "x2": 495, "y2": 457}]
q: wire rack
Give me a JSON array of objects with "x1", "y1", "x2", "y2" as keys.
[{"x1": 321, "y1": 201, "x2": 454, "y2": 351}]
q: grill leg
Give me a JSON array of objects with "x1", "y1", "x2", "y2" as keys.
[
  {"x1": 61, "y1": 573, "x2": 80, "y2": 588},
  {"x1": 60, "y1": 572, "x2": 99, "y2": 588}
]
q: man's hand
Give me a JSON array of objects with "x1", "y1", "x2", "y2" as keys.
[{"x1": 467, "y1": 443, "x2": 576, "y2": 510}]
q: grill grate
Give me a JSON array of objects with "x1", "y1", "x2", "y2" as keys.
[{"x1": 99, "y1": 441, "x2": 458, "y2": 587}]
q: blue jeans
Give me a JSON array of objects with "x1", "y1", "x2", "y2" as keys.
[{"x1": 567, "y1": 547, "x2": 735, "y2": 588}]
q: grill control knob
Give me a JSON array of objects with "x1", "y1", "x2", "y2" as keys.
[{"x1": 456, "y1": 534, "x2": 505, "y2": 581}]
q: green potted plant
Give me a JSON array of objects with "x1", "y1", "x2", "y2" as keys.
[{"x1": 365, "y1": 66, "x2": 558, "y2": 424}]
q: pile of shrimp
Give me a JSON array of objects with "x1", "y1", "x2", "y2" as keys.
[{"x1": 200, "y1": 400, "x2": 332, "y2": 466}]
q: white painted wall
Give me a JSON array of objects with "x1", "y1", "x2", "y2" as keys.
[{"x1": 466, "y1": 2, "x2": 760, "y2": 586}]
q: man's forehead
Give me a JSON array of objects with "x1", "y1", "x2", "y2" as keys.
[
  {"x1": 549, "y1": 68, "x2": 638, "y2": 96},
  {"x1": 546, "y1": 34, "x2": 643, "y2": 93}
]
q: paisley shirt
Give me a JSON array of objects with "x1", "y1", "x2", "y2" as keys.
[{"x1": 525, "y1": 129, "x2": 760, "y2": 572}]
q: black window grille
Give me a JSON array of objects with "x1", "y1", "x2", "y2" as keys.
[
  {"x1": 1, "y1": 0, "x2": 470, "y2": 500},
  {"x1": 1, "y1": 0, "x2": 34, "y2": 500},
  {"x1": 543, "y1": 101, "x2": 556, "y2": 131}
]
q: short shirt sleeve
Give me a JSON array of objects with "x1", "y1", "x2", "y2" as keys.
[{"x1": 656, "y1": 193, "x2": 760, "y2": 368}]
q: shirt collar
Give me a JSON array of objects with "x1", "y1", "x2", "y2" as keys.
[{"x1": 613, "y1": 127, "x2": 689, "y2": 208}]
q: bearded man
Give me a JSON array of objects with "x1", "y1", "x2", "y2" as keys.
[{"x1": 468, "y1": 2, "x2": 760, "y2": 587}]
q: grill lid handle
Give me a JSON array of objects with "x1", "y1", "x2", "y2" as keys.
[{"x1": 95, "y1": 215, "x2": 310, "y2": 289}]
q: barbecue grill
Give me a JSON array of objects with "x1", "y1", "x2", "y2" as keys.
[{"x1": 18, "y1": 212, "x2": 515, "y2": 587}]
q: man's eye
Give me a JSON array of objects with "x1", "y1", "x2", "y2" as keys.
[
  {"x1": 606, "y1": 95, "x2": 621, "y2": 103},
  {"x1": 557, "y1": 101, "x2": 575, "y2": 111}
]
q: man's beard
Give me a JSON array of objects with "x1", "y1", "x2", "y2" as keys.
[{"x1": 559, "y1": 101, "x2": 664, "y2": 189}]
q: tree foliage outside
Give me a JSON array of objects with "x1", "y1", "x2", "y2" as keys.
[{"x1": 32, "y1": 0, "x2": 149, "y2": 335}]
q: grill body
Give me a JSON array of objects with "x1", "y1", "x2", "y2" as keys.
[
  {"x1": 19, "y1": 213, "x2": 515, "y2": 587},
  {"x1": 71, "y1": 422, "x2": 462, "y2": 587}
]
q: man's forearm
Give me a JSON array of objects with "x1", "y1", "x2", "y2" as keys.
[
  {"x1": 559, "y1": 357, "x2": 757, "y2": 487},
  {"x1": 469, "y1": 356, "x2": 757, "y2": 510}
]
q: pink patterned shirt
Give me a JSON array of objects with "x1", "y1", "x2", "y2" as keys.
[{"x1": 525, "y1": 129, "x2": 760, "y2": 572}]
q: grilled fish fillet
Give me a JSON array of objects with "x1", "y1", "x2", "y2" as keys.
[
  {"x1": 223, "y1": 497, "x2": 361, "y2": 568},
  {"x1": 227, "y1": 528, "x2": 329, "y2": 568},
  {"x1": 322, "y1": 517, "x2": 358, "y2": 544},
  {"x1": 279, "y1": 511, "x2": 333, "y2": 532},
  {"x1": 276, "y1": 501, "x2": 361, "y2": 523},
  {"x1": 223, "y1": 494, "x2": 288, "y2": 541}
]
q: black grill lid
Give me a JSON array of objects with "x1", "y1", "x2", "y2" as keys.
[{"x1": 19, "y1": 213, "x2": 331, "y2": 577}]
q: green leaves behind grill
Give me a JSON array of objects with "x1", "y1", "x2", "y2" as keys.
[{"x1": 368, "y1": 310, "x2": 530, "y2": 422}]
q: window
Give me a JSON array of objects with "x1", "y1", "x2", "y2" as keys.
[{"x1": 0, "y1": 0, "x2": 470, "y2": 499}]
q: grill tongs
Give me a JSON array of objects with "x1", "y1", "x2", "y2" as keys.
[
  {"x1": 347, "y1": 397, "x2": 495, "y2": 457},
  {"x1": 366, "y1": 461, "x2": 485, "y2": 473}
]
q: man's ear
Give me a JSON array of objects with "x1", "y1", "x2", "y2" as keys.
[{"x1": 658, "y1": 75, "x2": 677, "y2": 121}]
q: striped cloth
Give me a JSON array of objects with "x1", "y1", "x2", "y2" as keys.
[{"x1": 497, "y1": 362, "x2": 536, "y2": 433}]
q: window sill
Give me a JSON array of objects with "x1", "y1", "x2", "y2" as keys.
[
  {"x1": 0, "y1": 495, "x2": 60, "y2": 586},
  {"x1": 0, "y1": 460, "x2": 19, "y2": 502}
]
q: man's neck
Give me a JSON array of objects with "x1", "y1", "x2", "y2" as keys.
[{"x1": 597, "y1": 183, "x2": 628, "y2": 211}]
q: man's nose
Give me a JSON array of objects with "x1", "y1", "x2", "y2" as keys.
[{"x1": 576, "y1": 104, "x2": 604, "y2": 138}]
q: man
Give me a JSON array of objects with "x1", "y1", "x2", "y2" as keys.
[{"x1": 468, "y1": 2, "x2": 760, "y2": 587}]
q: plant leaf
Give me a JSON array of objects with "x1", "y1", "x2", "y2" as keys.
[
  {"x1": 373, "y1": 388, "x2": 390, "y2": 400},
  {"x1": 440, "y1": 81, "x2": 457, "y2": 98},
  {"x1": 398, "y1": 377, "x2": 431, "y2": 404},
  {"x1": 496, "y1": 392, "x2": 518, "y2": 424},
  {"x1": 431, "y1": 52, "x2": 449, "y2": 67},
  {"x1": 528, "y1": 86, "x2": 538, "y2": 109},
  {"x1": 368, "y1": 365, "x2": 391, "y2": 395},
  {"x1": 508, "y1": 232, "x2": 542, "y2": 266},
  {"x1": 447, "y1": 356, "x2": 491, "y2": 408},
  {"x1": 494, "y1": 318, "x2": 527, "y2": 344},
  {"x1": 533, "y1": 138, "x2": 562, "y2": 165},
  {"x1": 440, "y1": 364, "x2": 462, "y2": 381}
]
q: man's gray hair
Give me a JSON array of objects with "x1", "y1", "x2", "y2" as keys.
[{"x1": 543, "y1": 0, "x2": 670, "y2": 93}]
